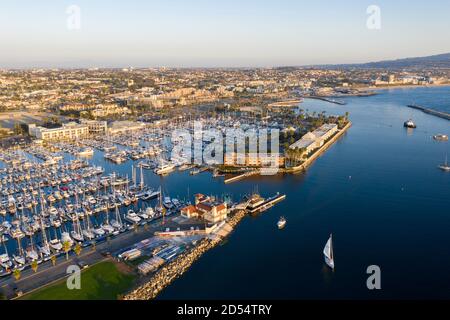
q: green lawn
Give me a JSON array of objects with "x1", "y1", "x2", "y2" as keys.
[{"x1": 22, "y1": 261, "x2": 136, "y2": 300}]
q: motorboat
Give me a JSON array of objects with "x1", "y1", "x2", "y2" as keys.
[
  {"x1": 125, "y1": 210, "x2": 141, "y2": 224},
  {"x1": 277, "y1": 217, "x2": 287, "y2": 229},
  {"x1": 0, "y1": 254, "x2": 13, "y2": 269},
  {"x1": 93, "y1": 227, "x2": 106, "y2": 237},
  {"x1": 13, "y1": 254, "x2": 26, "y2": 266},
  {"x1": 404, "y1": 119, "x2": 417, "y2": 128},
  {"x1": 433, "y1": 134, "x2": 449, "y2": 141},
  {"x1": 49, "y1": 238, "x2": 63, "y2": 252}
]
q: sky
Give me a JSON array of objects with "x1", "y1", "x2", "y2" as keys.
[{"x1": 1, "y1": 0, "x2": 450, "y2": 68}]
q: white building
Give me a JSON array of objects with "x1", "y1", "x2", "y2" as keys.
[
  {"x1": 290, "y1": 124, "x2": 338, "y2": 155},
  {"x1": 29, "y1": 122, "x2": 89, "y2": 141}
]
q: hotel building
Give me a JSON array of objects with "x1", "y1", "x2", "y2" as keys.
[{"x1": 289, "y1": 123, "x2": 338, "y2": 156}]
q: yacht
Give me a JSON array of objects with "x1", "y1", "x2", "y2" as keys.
[
  {"x1": 142, "y1": 189, "x2": 160, "y2": 201},
  {"x1": 277, "y1": 217, "x2": 287, "y2": 229},
  {"x1": 0, "y1": 254, "x2": 13, "y2": 269},
  {"x1": 49, "y1": 238, "x2": 63, "y2": 252},
  {"x1": 163, "y1": 197, "x2": 174, "y2": 209},
  {"x1": 125, "y1": 210, "x2": 141, "y2": 224},
  {"x1": 13, "y1": 254, "x2": 26, "y2": 266},
  {"x1": 438, "y1": 155, "x2": 450, "y2": 172},
  {"x1": 77, "y1": 148, "x2": 94, "y2": 157},
  {"x1": 82, "y1": 229, "x2": 96, "y2": 240},
  {"x1": 70, "y1": 230, "x2": 84, "y2": 242},
  {"x1": 404, "y1": 119, "x2": 417, "y2": 128},
  {"x1": 26, "y1": 248, "x2": 40, "y2": 263},
  {"x1": 9, "y1": 227, "x2": 25, "y2": 239},
  {"x1": 137, "y1": 209, "x2": 149, "y2": 220},
  {"x1": 93, "y1": 227, "x2": 106, "y2": 237},
  {"x1": 433, "y1": 134, "x2": 449, "y2": 141},
  {"x1": 101, "y1": 223, "x2": 115, "y2": 234},
  {"x1": 154, "y1": 163, "x2": 176, "y2": 175},
  {"x1": 38, "y1": 245, "x2": 52, "y2": 261},
  {"x1": 144, "y1": 206, "x2": 155, "y2": 218}
]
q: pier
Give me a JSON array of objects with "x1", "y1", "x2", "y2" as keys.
[
  {"x1": 247, "y1": 193, "x2": 287, "y2": 214},
  {"x1": 308, "y1": 96, "x2": 347, "y2": 105},
  {"x1": 407, "y1": 105, "x2": 450, "y2": 121},
  {"x1": 224, "y1": 170, "x2": 260, "y2": 184}
]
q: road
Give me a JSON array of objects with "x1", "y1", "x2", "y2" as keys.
[{"x1": 0, "y1": 218, "x2": 174, "y2": 299}]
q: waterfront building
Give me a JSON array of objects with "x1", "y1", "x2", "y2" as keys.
[
  {"x1": 28, "y1": 122, "x2": 89, "y2": 141},
  {"x1": 289, "y1": 123, "x2": 338, "y2": 156},
  {"x1": 224, "y1": 153, "x2": 285, "y2": 167},
  {"x1": 181, "y1": 194, "x2": 228, "y2": 224},
  {"x1": 80, "y1": 119, "x2": 108, "y2": 135}
]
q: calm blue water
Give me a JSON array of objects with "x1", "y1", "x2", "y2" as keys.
[
  {"x1": 154, "y1": 86, "x2": 449, "y2": 300},
  {"x1": 2, "y1": 86, "x2": 448, "y2": 299}
]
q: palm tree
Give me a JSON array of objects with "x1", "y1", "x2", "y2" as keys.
[
  {"x1": 13, "y1": 269, "x2": 21, "y2": 281},
  {"x1": 31, "y1": 260, "x2": 38, "y2": 273},
  {"x1": 51, "y1": 255, "x2": 57, "y2": 266},
  {"x1": 74, "y1": 243, "x2": 82, "y2": 256},
  {"x1": 63, "y1": 241, "x2": 71, "y2": 260}
]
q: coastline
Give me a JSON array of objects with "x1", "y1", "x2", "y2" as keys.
[
  {"x1": 124, "y1": 210, "x2": 247, "y2": 300},
  {"x1": 365, "y1": 83, "x2": 450, "y2": 91}
]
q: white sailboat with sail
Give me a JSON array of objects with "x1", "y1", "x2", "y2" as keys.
[{"x1": 323, "y1": 234, "x2": 335, "y2": 270}]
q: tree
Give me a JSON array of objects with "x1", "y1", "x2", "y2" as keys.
[
  {"x1": 14, "y1": 123, "x2": 24, "y2": 135},
  {"x1": 31, "y1": 260, "x2": 38, "y2": 273},
  {"x1": 74, "y1": 243, "x2": 82, "y2": 256},
  {"x1": 51, "y1": 255, "x2": 57, "y2": 266},
  {"x1": 63, "y1": 241, "x2": 71, "y2": 260},
  {"x1": 13, "y1": 269, "x2": 21, "y2": 281}
]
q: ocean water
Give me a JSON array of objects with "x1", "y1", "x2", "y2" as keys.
[
  {"x1": 2, "y1": 86, "x2": 449, "y2": 299},
  {"x1": 156, "y1": 86, "x2": 450, "y2": 300}
]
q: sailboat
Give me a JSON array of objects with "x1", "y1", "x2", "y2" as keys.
[
  {"x1": 438, "y1": 154, "x2": 450, "y2": 172},
  {"x1": 111, "y1": 204, "x2": 124, "y2": 233},
  {"x1": 101, "y1": 208, "x2": 115, "y2": 234},
  {"x1": 323, "y1": 234, "x2": 335, "y2": 270}
]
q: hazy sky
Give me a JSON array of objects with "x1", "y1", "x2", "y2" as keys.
[{"x1": 1, "y1": 0, "x2": 450, "y2": 68}]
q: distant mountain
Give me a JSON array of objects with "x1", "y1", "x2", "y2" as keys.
[{"x1": 318, "y1": 53, "x2": 450, "y2": 69}]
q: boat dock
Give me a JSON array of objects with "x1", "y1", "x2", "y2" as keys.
[
  {"x1": 224, "y1": 170, "x2": 259, "y2": 184},
  {"x1": 247, "y1": 193, "x2": 286, "y2": 214},
  {"x1": 407, "y1": 105, "x2": 450, "y2": 121}
]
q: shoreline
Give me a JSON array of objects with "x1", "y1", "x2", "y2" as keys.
[
  {"x1": 365, "y1": 83, "x2": 450, "y2": 91},
  {"x1": 124, "y1": 210, "x2": 247, "y2": 300}
]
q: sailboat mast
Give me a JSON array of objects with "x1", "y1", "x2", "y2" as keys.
[{"x1": 140, "y1": 165, "x2": 144, "y2": 190}]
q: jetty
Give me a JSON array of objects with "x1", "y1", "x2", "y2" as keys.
[
  {"x1": 308, "y1": 96, "x2": 347, "y2": 105},
  {"x1": 407, "y1": 105, "x2": 450, "y2": 121}
]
